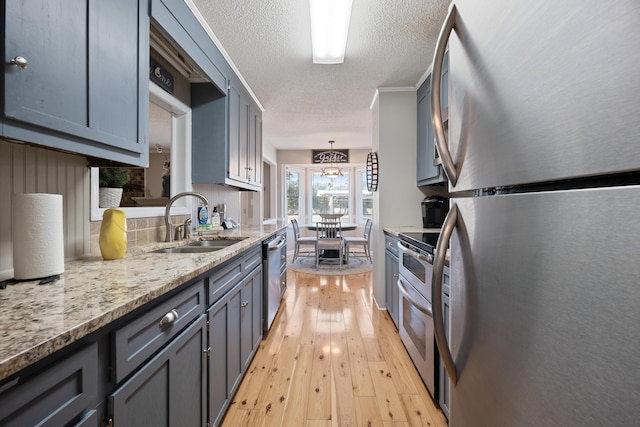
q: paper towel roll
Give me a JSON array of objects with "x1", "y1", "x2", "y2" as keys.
[{"x1": 12, "y1": 193, "x2": 65, "y2": 280}]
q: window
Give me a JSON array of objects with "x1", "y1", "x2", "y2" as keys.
[
  {"x1": 311, "y1": 171, "x2": 350, "y2": 222},
  {"x1": 284, "y1": 164, "x2": 370, "y2": 225},
  {"x1": 357, "y1": 167, "x2": 373, "y2": 224},
  {"x1": 285, "y1": 167, "x2": 303, "y2": 223}
]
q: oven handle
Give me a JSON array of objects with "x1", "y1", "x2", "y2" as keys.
[
  {"x1": 397, "y1": 241, "x2": 434, "y2": 265},
  {"x1": 432, "y1": 203, "x2": 458, "y2": 385},
  {"x1": 397, "y1": 277, "x2": 433, "y2": 318}
]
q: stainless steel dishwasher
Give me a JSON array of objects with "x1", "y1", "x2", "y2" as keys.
[{"x1": 262, "y1": 230, "x2": 287, "y2": 333}]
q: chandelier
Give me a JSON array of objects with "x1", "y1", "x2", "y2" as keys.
[{"x1": 321, "y1": 140, "x2": 343, "y2": 177}]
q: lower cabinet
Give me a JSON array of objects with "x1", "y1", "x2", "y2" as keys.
[
  {"x1": 0, "y1": 343, "x2": 97, "y2": 427},
  {"x1": 109, "y1": 315, "x2": 207, "y2": 426},
  {"x1": 208, "y1": 262, "x2": 263, "y2": 426},
  {"x1": 0, "y1": 242, "x2": 267, "y2": 427},
  {"x1": 384, "y1": 233, "x2": 400, "y2": 328}
]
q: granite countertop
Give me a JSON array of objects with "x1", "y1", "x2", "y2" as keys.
[{"x1": 0, "y1": 222, "x2": 288, "y2": 382}]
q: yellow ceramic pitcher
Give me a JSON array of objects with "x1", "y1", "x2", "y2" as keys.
[{"x1": 99, "y1": 208, "x2": 127, "y2": 260}]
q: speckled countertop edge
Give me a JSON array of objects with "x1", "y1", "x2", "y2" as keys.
[{"x1": 0, "y1": 222, "x2": 288, "y2": 382}]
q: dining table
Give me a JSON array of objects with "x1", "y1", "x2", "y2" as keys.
[{"x1": 304, "y1": 222, "x2": 359, "y2": 262}]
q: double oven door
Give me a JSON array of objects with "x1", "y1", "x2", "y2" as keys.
[{"x1": 397, "y1": 240, "x2": 436, "y2": 398}]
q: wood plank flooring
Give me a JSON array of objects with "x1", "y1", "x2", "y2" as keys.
[{"x1": 221, "y1": 269, "x2": 449, "y2": 427}]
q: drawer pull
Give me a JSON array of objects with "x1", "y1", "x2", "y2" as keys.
[
  {"x1": 10, "y1": 56, "x2": 28, "y2": 69},
  {"x1": 241, "y1": 301, "x2": 249, "y2": 308},
  {"x1": 159, "y1": 309, "x2": 179, "y2": 327}
]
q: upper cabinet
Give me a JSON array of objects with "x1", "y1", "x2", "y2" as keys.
[
  {"x1": 417, "y1": 52, "x2": 448, "y2": 186},
  {"x1": 2, "y1": 0, "x2": 149, "y2": 166},
  {"x1": 153, "y1": 0, "x2": 263, "y2": 191}
]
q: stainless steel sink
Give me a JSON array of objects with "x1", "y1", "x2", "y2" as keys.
[
  {"x1": 153, "y1": 238, "x2": 247, "y2": 254},
  {"x1": 188, "y1": 239, "x2": 247, "y2": 248},
  {"x1": 154, "y1": 246, "x2": 223, "y2": 254}
]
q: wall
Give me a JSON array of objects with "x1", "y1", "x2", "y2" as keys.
[
  {"x1": 371, "y1": 89, "x2": 425, "y2": 307},
  {"x1": 0, "y1": 141, "x2": 91, "y2": 280}
]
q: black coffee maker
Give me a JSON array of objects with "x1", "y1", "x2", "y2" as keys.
[{"x1": 422, "y1": 196, "x2": 449, "y2": 228}]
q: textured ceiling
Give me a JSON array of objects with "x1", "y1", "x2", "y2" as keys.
[{"x1": 190, "y1": 0, "x2": 450, "y2": 151}]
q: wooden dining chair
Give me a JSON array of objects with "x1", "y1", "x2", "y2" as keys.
[
  {"x1": 315, "y1": 220, "x2": 343, "y2": 269},
  {"x1": 291, "y1": 219, "x2": 317, "y2": 262},
  {"x1": 343, "y1": 218, "x2": 373, "y2": 263}
]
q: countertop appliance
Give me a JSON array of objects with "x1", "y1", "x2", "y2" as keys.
[
  {"x1": 430, "y1": 2, "x2": 640, "y2": 426},
  {"x1": 396, "y1": 232, "x2": 440, "y2": 399},
  {"x1": 262, "y1": 230, "x2": 287, "y2": 333},
  {"x1": 421, "y1": 196, "x2": 448, "y2": 229}
]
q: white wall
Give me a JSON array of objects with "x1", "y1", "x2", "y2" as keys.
[{"x1": 371, "y1": 89, "x2": 425, "y2": 307}]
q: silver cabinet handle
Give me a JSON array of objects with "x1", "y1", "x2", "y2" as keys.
[
  {"x1": 10, "y1": 56, "x2": 28, "y2": 69},
  {"x1": 159, "y1": 309, "x2": 179, "y2": 327},
  {"x1": 241, "y1": 301, "x2": 249, "y2": 308},
  {"x1": 432, "y1": 204, "x2": 458, "y2": 385},
  {"x1": 431, "y1": 3, "x2": 458, "y2": 186},
  {"x1": 397, "y1": 278, "x2": 432, "y2": 317}
]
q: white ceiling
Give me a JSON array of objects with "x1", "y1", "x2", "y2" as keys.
[{"x1": 189, "y1": 0, "x2": 451, "y2": 151}]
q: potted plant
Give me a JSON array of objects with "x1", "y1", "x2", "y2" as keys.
[{"x1": 99, "y1": 167, "x2": 130, "y2": 208}]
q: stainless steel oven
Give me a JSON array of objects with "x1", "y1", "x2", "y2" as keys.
[{"x1": 397, "y1": 239, "x2": 436, "y2": 399}]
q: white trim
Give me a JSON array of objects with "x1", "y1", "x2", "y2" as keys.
[{"x1": 90, "y1": 82, "x2": 192, "y2": 221}]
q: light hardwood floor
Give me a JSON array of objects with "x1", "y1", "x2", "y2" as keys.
[{"x1": 221, "y1": 269, "x2": 449, "y2": 426}]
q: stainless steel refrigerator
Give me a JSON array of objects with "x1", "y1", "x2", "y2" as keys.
[{"x1": 430, "y1": 1, "x2": 640, "y2": 425}]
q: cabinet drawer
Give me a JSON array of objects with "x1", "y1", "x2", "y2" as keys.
[
  {"x1": 385, "y1": 234, "x2": 399, "y2": 257},
  {"x1": 208, "y1": 257, "x2": 243, "y2": 304},
  {"x1": 243, "y1": 245, "x2": 262, "y2": 273},
  {"x1": 0, "y1": 343, "x2": 97, "y2": 427},
  {"x1": 112, "y1": 281, "x2": 206, "y2": 383}
]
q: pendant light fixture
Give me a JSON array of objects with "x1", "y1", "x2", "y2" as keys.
[{"x1": 321, "y1": 140, "x2": 344, "y2": 177}]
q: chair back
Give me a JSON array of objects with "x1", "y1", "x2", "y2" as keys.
[
  {"x1": 363, "y1": 218, "x2": 373, "y2": 240},
  {"x1": 316, "y1": 220, "x2": 342, "y2": 240},
  {"x1": 291, "y1": 219, "x2": 301, "y2": 239}
]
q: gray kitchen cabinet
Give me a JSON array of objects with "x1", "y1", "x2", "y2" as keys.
[
  {"x1": 0, "y1": 343, "x2": 97, "y2": 427},
  {"x1": 191, "y1": 78, "x2": 263, "y2": 191},
  {"x1": 111, "y1": 280, "x2": 206, "y2": 383},
  {"x1": 208, "y1": 282, "x2": 241, "y2": 427},
  {"x1": 417, "y1": 53, "x2": 448, "y2": 186},
  {"x1": 2, "y1": 0, "x2": 149, "y2": 166},
  {"x1": 109, "y1": 314, "x2": 207, "y2": 426},
  {"x1": 384, "y1": 233, "x2": 400, "y2": 328},
  {"x1": 207, "y1": 245, "x2": 263, "y2": 426},
  {"x1": 241, "y1": 264, "x2": 263, "y2": 371},
  {"x1": 438, "y1": 263, "x2": 450, "y2": 420}
]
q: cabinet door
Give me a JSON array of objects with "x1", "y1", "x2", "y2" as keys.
[
  {"x1": 417, "y1": 52, "x2": 448, "y2": 186},
  {"x1": 227, "y1": 83, "x2": 244, "y2": 183},
  {"x1": 109, "y1": 315, "x2": 207, "y2": 427},
  {"x1": 385, "y1": 249, "x2": 399, "y2": 328},
  {"x1": 208, "y1": 283, "x2": 242, "y2": 427},
  {"x1": 4, "y1": 0, "x2": 147, "y2": 165},
  {"x1": 248, "y1": 106, "x2": 262, "y2": 187},
  {"x1": 241, "y1": 265, "x2": 263, "y2": 371}
]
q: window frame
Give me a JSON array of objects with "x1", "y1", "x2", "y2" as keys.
[{"x1": 283, "y1": 163, "x2": 370, "y2": 226}]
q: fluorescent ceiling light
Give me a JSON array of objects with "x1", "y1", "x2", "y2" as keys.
[{"x1": 309, "y1": 0, "x2": 353, "y2": 64}]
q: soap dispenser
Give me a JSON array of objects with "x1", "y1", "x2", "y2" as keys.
[{"x1": 211, "y1": 206, "x2": 221, "y2": 227}]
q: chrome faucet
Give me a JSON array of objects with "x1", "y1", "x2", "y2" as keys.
[{"x1": 164, "y1": 192, "x2": 210, "y2": 242}]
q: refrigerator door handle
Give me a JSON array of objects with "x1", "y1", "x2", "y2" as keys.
[
  {"x1": 397, "y1": 277, "x2": 433, "y2": 318},
  {"x1": 433, "y1": 204, "x2": 458, "y2": 385},
  {"x1": 431, "y1": 3, "x2": 459, "y2": 186}
]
